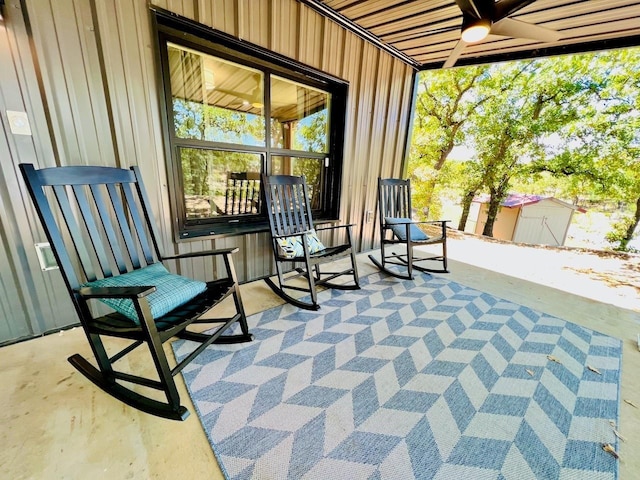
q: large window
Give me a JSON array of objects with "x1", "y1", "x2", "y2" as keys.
[{"x1": 155, "y1": 16, "x2": 347, "y2": 238}]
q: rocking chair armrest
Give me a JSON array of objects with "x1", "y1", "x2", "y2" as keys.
[
  {"x1": 271, "y1": 231, "x2": 312, "y2": 240},
  {"x1": 385, "y1": 219, "x2": 450, "y2": 235},
  {"x1": 385, "y1": 219, "x2": 450, "y2": 226},
  {"x1": 314, "y1": 223, "x2": 354, "y2": 232},
  {"x1": 162, "y1": 247, "x2": 239, "y2": 260},
  {"x1": 77, "y1": 285, "x2": 156, "y2": 299},
  {"x1": 417, "y1": 219, "x2": 450, "y2": 226}
]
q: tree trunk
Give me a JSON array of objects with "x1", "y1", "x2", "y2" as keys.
[
  {"x1": 620, "y1": 196, "x2": 640, "y2": 250},
  {"x1": 423, "y1": 123, "x2": 463, "y2": 206},
  {"x1": 458, "y1": 190, "x2": 477, "y2": 231},
  {"x1": 482, "y1": 184, "x2": 509, "y2": 237},
  {"x1": 482, "y1": 198, "x2": 501, "y2": 237}
]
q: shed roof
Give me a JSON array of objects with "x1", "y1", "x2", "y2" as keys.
[{"x1": 473, "y1": 193, "x2": 586, "y2": 212}]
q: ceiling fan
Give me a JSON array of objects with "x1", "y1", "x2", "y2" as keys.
[
  {"x1": 443, "y1": 0, "x2": 561, "y2": 68},
  {"x1": 209, "y1": 73, "x2": 265, "y2": 109}
]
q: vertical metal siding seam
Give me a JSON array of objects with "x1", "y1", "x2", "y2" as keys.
[
  {"x1": 5, "y1": 1, "x2": 72, "y2": 334},
  {"x1": 351, "y1": 42, "x2": 376, "y2": 236},
  {"x1": 356, "y1": 46, "x2": 382, "y2": 250}
]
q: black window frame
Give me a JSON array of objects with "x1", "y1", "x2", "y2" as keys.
[{"x1": 152, "y1": 9, "x2": 348, "y2": 240}]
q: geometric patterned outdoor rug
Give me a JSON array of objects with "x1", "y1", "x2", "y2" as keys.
[{"x1": 173, "y1": 272, "x2": 622, "y2": 480}]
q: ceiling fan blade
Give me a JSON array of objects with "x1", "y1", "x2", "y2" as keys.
[
  {"x1": 455, "y1": 0, "x2": 491, "y2": 18},
  {"x1": 213, "y1": 87, "x2": 251, "y2": 101},
  {"x1": 443, "y1": 39, "x2": 468, "y2": 68},
  {"x1": 491, "y1": 17, "x2": 561, "y2": 42},
  {"x1": 494, "y1": 0, "x2": 538, "y2": 20}
]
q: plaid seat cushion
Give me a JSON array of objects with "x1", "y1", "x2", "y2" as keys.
[
  {"x1": 82, "y1": 263, "x2": 207, "y2": 324},
  {"x1": 385, "y1": 217, "x2": 429, "y2": 241},
  {"x1": 276, "y1": 229, "x2": 326, "y2": 258}
]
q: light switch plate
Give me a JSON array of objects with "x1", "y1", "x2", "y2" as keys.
[
  {"x1": 35, "y1": 243, "x2": 59, "y2": 271},
  {"x1": 7, "y1": 110, "x2": 32, "y2": 136}
]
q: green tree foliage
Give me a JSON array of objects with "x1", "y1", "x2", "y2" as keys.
[
  {"x1": 292, "y1": 109, "x2": 329, "y2": 202},
  {"x1": 529, "y1": 49, "x2": 640, "y2": 250},
  {"x1": 409, "y1": 66, "x2": 490, "y2": 218},
  {"x1": 469, "y1": 58, "x2": 589, "y2": 236},
  {"x1": 408, "y1": 64, "x2": 532, "y2": 219},
  {"x1": 579, "y1": 50, "x2": 639, "y2": 250},
  {"x1": 174, "y1": 99, "x2": 264, "y2": 198},
  {"x1": 295, "y1": 109, "x2": 328, "y2": 153},
  {"x1": 410, "y1": 47, "x2": 640, "y2": 249}
]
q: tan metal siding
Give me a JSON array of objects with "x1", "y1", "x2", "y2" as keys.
[
  {"x1": 272, "y1": 0, "x2": 299, "y2": 59},
  {"x1": 0, "y1": 2, "x2": 81, "y2": 342},
  {"x1": 0, "y1": 0, "x2": 414, "y2": 343},
  {"x1": 208, "y1": 0, "x2": 239, "y2": 34},
  {"x1": 347, "y1": 41, "x2": 378, "y2": 247},
  {"x1": 237, "y1": 0, "x2": 270, "y2": 46},
  {"x1": 321, "y1": 17, "x2": 345, "y2": 76},
  {"x1": 360, "y1": 52, "x2": 393, "y2": 251},
  {"x1": 92, "y1": 0, "x2": 174, "y2": 248},
  {"x1": 298, "y1": 6, "x2": 324, "y2": 67}
]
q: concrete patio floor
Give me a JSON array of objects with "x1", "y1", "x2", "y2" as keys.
[{"x1": 1, "y1": 238, "x2": 638, "y2": 479}]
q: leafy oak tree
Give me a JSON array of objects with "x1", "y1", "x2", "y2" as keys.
[
  {"x1": 471, "y1": 57, "x2": 594, "y2": 236},
  {"x1": 408, "y1": 66, "x2": 491, "y2": 218},
  {"x1": 526, "y1": 49, "x2": 640, "y2": 250},
  {"x1": 582, "y1": 50, "x2": 640, "y2": 250},
  {"x1": 410, "y1": 46, "x2": 640, "y2": 247}
]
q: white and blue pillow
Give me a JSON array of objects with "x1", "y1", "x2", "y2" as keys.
[{"x1": 276, "y1": 229, "x2": 326, "y2": 258}]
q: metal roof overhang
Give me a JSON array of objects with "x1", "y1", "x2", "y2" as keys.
[{"x1": 298, "y1": 0, "x2": 640, "y2": 70}]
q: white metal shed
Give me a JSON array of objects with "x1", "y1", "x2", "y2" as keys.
[{"x1": 466, "y1": 194, "x2": 585, "y2": 246}]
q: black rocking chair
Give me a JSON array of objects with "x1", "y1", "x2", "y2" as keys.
[
  {"x1": 20, "y1": 163, "x2": 253, "y2": 420},
  {"x1": 224, "y1": 171, "x2": 261, "y2": 215},
  {"x1": 262, "y1": 174, "x2": 360, "y2": 310},
  {"x1": 369, "y1": 177, "x2": 449, "y2": 280}
]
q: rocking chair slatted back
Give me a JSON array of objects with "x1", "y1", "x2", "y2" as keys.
[
  {"x1": 379, "y1": 178, "x2": 411, "y2": 220},
  {"x1": 264, "y1": 175, "x2": 313, "y2": 237},
  {"x1": 23, "y1": 165, "x2": 159, "y2": 292},
  {"x1": 225, "y1": 172, "x2": 261, "y2": 215},
  {"x1": 261, "y1": 174, "x2": 360, "y2": 310},
  {"x1": 20, "y1": 163, "x2": 253, "y2": 420}
]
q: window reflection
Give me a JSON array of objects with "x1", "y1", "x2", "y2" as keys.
[
  {"x1": 270, "y1": 76, "x2": 329, "y2": 153},
  {"x1": 272, "y1": 155, "x2": 324, "y2": 209},
  {"x1": 180, "y1": 148, "x2": 262, "y2": 219},
  {"x1": 168, "y1": 43, "x2": 265, "y2": 146},
  {"x1": 162, "y1": 37, "x2": 340, "y2": 235}
]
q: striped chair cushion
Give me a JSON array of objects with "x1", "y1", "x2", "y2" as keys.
[
  {"x1": 385, "y1": 217, "x2": 429, "y2": 241},
  {"x1": 83, "y1": 263, "x2": 207, "y2": 324}
]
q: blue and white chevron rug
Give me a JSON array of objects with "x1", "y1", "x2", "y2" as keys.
[{"x1": 173, "y1": 273, "x2": 622, "y2": 480}]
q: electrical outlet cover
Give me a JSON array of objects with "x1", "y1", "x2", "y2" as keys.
[{"x1": 7, "y1": 110, "x2": 32, "y2": 136}]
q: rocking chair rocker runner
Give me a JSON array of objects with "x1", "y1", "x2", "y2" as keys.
[
  {"x1": 20, "y1": 163, "x2": 253, "y2": 420},
  {"x1": 369, "y1": 178, "x2": 449, "y2": 280},
  {"x1": 262, "y1": 174, "x2": 360, "y2": 310}
]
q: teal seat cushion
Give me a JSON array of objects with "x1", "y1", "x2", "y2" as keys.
[
  {"x1": 276, "y1": 229, "x2": 326, "y2": 258},
  {"x1": 385, "y1": 217, "x2": 429, "y2": 241},
  {"x1": 83, "y1": 263, "x2": 207, "y2": 324}
]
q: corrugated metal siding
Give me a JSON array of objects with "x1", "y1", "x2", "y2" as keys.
[
  {"x1": 0, "y1": 2, "x2": 79, "y2": 343},
  {"x1": 0, "y1": 0, "x2": 414, "y2": 343}
]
